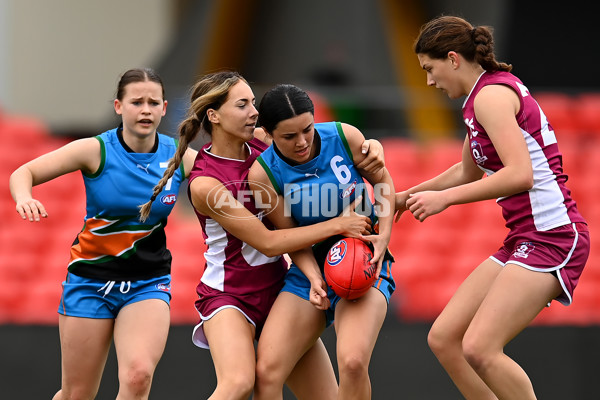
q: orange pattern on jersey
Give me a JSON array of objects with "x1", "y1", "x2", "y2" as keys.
[{"x1": 69, "y1": 217, "x2": 157, "y2": 265}]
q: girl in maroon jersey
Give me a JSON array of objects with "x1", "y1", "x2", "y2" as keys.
[
  {"x1": 394, "y1": 15, "x2": 590, "y2": 400},
  {"x1": 142, "y1": 71, "x2": 386, "y2": 400}
]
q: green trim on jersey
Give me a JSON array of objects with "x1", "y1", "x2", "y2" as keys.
[
  {"x1": 256, "y1": 156, "x2": 282, "y2": 195},
  {"x1": 84, "y1": 136, "x2": 106, "y2": 178},
  {"x1": 335, "y1": 121, "x2": 353, "y2": 162},
  {"x1": 174, "y1": 138, "x2": 186, "y2": 177}
]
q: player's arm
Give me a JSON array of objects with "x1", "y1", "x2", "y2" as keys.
[
  {"x1": 355, "y1": 138, "x2": 385, "y2": 174},
  {"x1": 393, "y1": 135, "x2": 484, "y2": 221},
  {"x1": 181, "y1": 147, "x2": 199, "y2": 178},
  {"x1": 253, "y1": 127, "x2": 273, "y2": 146},
  {"x1": 10, "y1": 137, "x2": 101, "y2": 221},
  {"x1": 189, "y1": 171, "x2": 370, "y2": 258},
  {"x1": 253, "y1": 193, "x2": 330, "y2": 309},
  {"x1": 248, "y1": 161, "x2": 371, "y2": 308},
  {"x1": 405, "y1": 85, "x2": 532, "y2": 222},
  {"x1": 343, "y1": 123, "x2": 395, "y2": 271}
]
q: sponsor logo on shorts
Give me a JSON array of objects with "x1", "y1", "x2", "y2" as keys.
[
  {"x1": 156, "y1": 283, "x2": 171, "y2": 292},
  {"x1": 513, "y1": 242, "x2": 535, "y2": 258},
  {"x1": 326, "y1": 240, "x2": 348, "y2": 266}
]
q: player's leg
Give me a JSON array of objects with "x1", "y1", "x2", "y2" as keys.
[
  {"x1": 427, "y1": 258, "x2": 501, "y2": 400},
  {"x1": 462, "y1": 264, "x2": 561, "y2": 399},
  {"x1": 113, "y1": 298, "x2": 169, "y2": 400},
  {"x1": 203, "y1": 307, "x2": 257, "y2": 400},
  {"x1": 334, "y1": 287, "x2": 387, "y2": 400},
  {"x1": 285, "y1": 337, "x2": 338, "y2": 400},
  {"x1": 52, "y1": 314, "x2": 114, "y2": 400},
  {"x1": 254, "y1": 291, "x2": 327, "y2": 400}
]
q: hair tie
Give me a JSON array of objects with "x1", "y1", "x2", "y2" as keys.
[{"x1": 150, "y1": 193, "x2": 157, "y2": 202}]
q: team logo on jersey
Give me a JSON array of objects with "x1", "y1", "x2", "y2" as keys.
[
  {"x1": 326, "y1": 239, "x2": 348, "y2": 266},
  {"x1": 340, "y1": 179, "x2": 358, "y2": 199},
  {"x1": 470, "y1": 140, "x2": 488, "y2": 165},
  {"x1": 513, "y1": 242, "x2": 535, "y2": 259},
  {"x1": 207, "y1": 180, "x2": 279, "y2": 220},
  {"x1": 160, "y1": 194, "x2": 177, "y2": 205}
]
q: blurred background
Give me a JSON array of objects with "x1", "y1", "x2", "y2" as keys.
[{"x1": 1, "y1": 0, "x2": 599, "y2": 398}]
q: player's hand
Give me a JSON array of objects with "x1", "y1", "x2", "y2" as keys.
[
  {"x1": 394, "y1": 191, "x2": 410, "y2": 222},
  {"x1": 361, "y1": 233, "x2": 389, "y2": 277},
  {"x1": 15, "y1": 198, "x2": 48, "y2": 222},
  {"x1": 357, "y1": 139, "x2": 385, "y2": 174},
  {"x1": 309, "y1": 277, "x2": 331, "y2": 310},
  {"x1": 406, "y1": 191, "x2": 449, "y2": 222},
  {"x1": 336, "y1": 196, "x2": 372, "y2": 237}
]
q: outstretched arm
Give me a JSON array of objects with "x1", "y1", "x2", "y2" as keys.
[
  {"x1": 400, "y1": 85, "x2": 533, "y2": 222},
  {"x1": 343, "y1": 123, "x2": 396, "y2": 274},
  {"x1": 189, "y1": 174, "x2": 370, "y2": 258},
  {"x1": 10, "y1": 137, "x2": 101, "y2": 221},
  {"x1": 247, "y1": 160, "x2": 372, "y2": 309}
]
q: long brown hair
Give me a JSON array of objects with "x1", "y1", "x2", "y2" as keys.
[
  {"x1": 414, "y1": 15, "x2": 512, "y2": 72},
  {"x1": 139, "y1": 71, "x2": 247, "y2": 222}
]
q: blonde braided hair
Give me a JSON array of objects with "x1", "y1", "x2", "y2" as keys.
[{"x1": 138, "y1": 71, "x2": 247, "y2": 222}]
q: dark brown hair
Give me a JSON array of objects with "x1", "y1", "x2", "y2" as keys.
[
  {"x1": 116, "y1": 68, "x2": 165, "y2": 101},
  {"x1": 258, "y1": 84, "x2": 314, "y2": 134},
  {"x1": 414, "y1": 15, "x2": 512, "y2": 72}
]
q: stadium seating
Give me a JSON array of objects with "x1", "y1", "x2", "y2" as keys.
[{"x1": 573, "y1": 93, "x2": 600, "y2": 138}]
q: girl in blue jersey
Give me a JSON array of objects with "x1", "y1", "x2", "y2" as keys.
[
  {"x1": 395, "y1": 16, "x2": 590, "y2": 400},
  {"x1": 9, "y1": 68, "x2": 198, "y2": 400},
  {"x1": 248, "y1": 84, "x2": 396, "y2": 400},
  {"x1": 142, "y1": 71, "x2": 386, "y2": 400}
]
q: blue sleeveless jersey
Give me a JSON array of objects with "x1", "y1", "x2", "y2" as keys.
[
  {"x1": 68, "y1": 128, "x2": 185, "y2": 280},
  {"x1": 257, "y1": 122, "x2": 374, "y2": 227},
  {"x1": 258, "y1": 122, "x2": 395, "y2": 305}
]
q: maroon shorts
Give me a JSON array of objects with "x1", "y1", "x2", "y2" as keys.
[
  {"x1": 490, "y1": 222, "x2": 590, "y2": 305},
  {"x1": 192, "y1": 280, "x2": 283, "y2": 349}
]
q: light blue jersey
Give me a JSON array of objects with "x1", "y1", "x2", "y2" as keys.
[
  {"x1": 257, "y1": 122, "x2": 373, "y2": 226},
  {"x1": 257, "y1": 122, "x2": 395, "y2": 319},
  {"x1": 68, "y1": 127, "x2": 185, "y2": 281}
]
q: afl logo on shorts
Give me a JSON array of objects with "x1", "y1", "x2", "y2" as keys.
[
  {"x1": 326, "y1": 239, "x2": 348, "y2": 266},
  {"x1": 156, "y1": 283, "x2": 171, "y2": 292},
  {"x1": 160, "y1": 194, "x2": 177, "y2": 205}
]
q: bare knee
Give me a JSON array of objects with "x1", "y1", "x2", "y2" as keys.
[
  {"x1": 462, "y1": 333, "x2": 494, "y2": 373},
  {"x1": 338, "y1": 352, "x2": 369, "y2": 381},
  {"x1": 119, "y1": 362, "x2": 154, "y2": 397},
  {"x1": 427, "y1": 322, "x2": 458, "y2": 358},
  {"x1": 255, "y1": 356, "x2": 285, "y2": 391},
  {"x1": 219, "y1": 372, "x2": 255, "y2": 399}
]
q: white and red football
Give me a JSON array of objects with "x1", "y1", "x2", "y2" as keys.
[{"x1": 324, "y1": 237, "x2": 377, "y2": 300}]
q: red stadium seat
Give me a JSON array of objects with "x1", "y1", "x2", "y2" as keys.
[
  {"x1": 572, "y1": 93, "x2": 600, "y2": 138},
  {"x1": 534, "y1": 92, "x2": 579, "y2": 140}
]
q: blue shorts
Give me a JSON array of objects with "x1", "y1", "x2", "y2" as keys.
[
  {"x1": 58, "y1": 272, "x2": 172, "y2": 318},
  {"x1": 281, "y1": 258, "x2": 395, "y2": 327}
]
